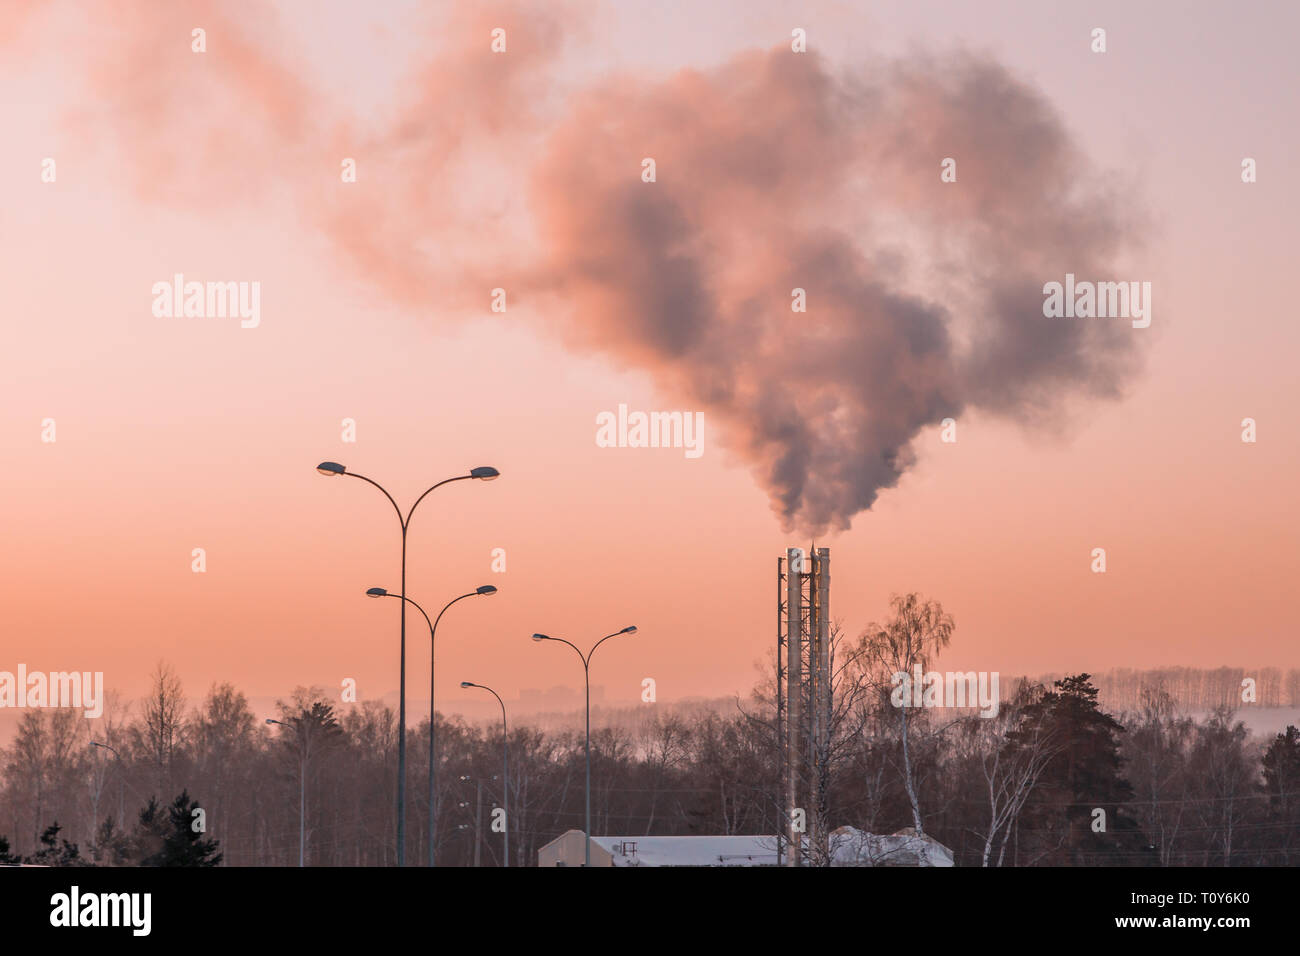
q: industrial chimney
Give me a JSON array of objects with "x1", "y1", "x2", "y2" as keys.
[{"x1": 776, "y1": 547, "x2": 831, "y2": 865}]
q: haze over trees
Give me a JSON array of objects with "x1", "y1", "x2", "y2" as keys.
[{"x1": 2, "y1": 600, "x2": 1297, "y2": 866}]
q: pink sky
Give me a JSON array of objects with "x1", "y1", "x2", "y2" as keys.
[{"x1": 1, "y1": 1, "x2": 1297, "y2": 722}]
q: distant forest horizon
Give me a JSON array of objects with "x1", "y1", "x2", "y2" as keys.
[
  {"x1": 4, "y1": 660, "x2": 1299, "y2": 866},
  {"x1": 2, "y1": 664, "x2": 1298, "y2": 748}
]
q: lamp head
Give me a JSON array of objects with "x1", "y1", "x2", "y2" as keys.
[
  {"x1": 316, "y1": 461, "x2": 346, "y2": 476},
  {"x1": 475, "y1": 585, "x2": 498, "y2": 596},
  {"x1": 470, "y1": 466, "x2": 500, "y2": 481},
  {"x1": 621, "y1": 625, "x2": 638, "y2": 635},
  {"x1": 460, "y1": 681, "x2": 475, "y2": 689},
  {"x1": 531, "y1": 633, "x2": 548, "y2": 643},
  {"x1": 365, "y1": 587, "x2": 388, "y2": 598}
]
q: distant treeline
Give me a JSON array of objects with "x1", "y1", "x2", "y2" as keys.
[
  {"x1": 3, "y1": 599, "x2": 1298, "y2": 867},
  {"x1": 1026, "y1": 667, "x2": 1300, "y2": 712}
]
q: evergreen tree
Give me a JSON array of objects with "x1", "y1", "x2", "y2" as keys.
[
  {"x1": 1014, "y1": 675, "x2": 1142, "y2": 865},
  {"x1": 24, "y1": 822, "x2": 89, "y2": 866},
  {"x1": 0, "y1": 835, "x2": 20, "y2": 865},
  {"x1": 1260, "y1": 725, "x2": 1300, "y2": 864},
  {"x1": 136, "y1": 790, "x2": 223, "y2": 867},
  {"x1": 89, "y1": 816, "x2": 134, "y2": 866}
]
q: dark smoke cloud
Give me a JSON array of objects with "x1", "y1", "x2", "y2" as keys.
[
  {"x1": 526, "y1": 48, "x2": 1145, "y2": 533},
  {"x1": 33, "y1": 2, "x2": 1146, "y2": 533}
]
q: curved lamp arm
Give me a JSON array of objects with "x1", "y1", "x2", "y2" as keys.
[
  {"x1": 533, "y1": 633, "x2": 587, "y2": 668},
  {"x1": 407, "y1": 475, "x2": 474, "y2": 529},
  {"x1": 342, "y1": 470, "x2": 405, "y2": 530},
  {"x1": 431, "y1": 591, "x2": 479, "y2": 641},
  {"x1": 587, "y1": 628, "x2": 634, "y2": 666}
]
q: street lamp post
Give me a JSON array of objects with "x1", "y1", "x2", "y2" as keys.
[
  {"x1": 531, "y1": 626, "x2": 637, "y2": 867},
  {"x1": 88, "y1": 741, "x2": 124, "y2": 832},
  {"x1": 316, "y1": 460, "x2": 498, "y2": 866},
  {"x1": 367, "y1": 585, "x2": 497, "y2": 866},
  {"x1": 266, "y1": 718, "x2": 307, "y2": 867},
  {"x1": 460, "y1": 681, "x2": 510, "y2": 867}
]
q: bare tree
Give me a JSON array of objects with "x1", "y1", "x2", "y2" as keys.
[
  {"x1": 855, "y1": 593, "x2": 954, "y2": 835},
  {"x1": 635, "y1": 712, "x2": 690, "y2": 834},
  {"x1": 961, "y1": 680, "x2": 1061, "y2": 867},
  {"x1": 138, "y1": 661, "x2": 185, "y2": 797},
  {"x1": 191, "y1": 683, "x2": 258, "y2": 864},
  {"x1": 1120, "y1": 684, "x2": 1193, "y2": 866},
  {"x1": 1187, "y1": 707, "x2": 1254, "y2": 865}
]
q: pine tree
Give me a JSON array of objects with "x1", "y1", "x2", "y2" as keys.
[
  {"x1": 0, "y1": 835, "x2": 20, "y2": 865},
  {"x1": 1260, "y1": 725, "x2": 1300, "y2": 864},
  {"x1": 136, "y1": 790, "x2": 223, "y2": 867},
  {"x1": 89, "y1": 816, "x2": 134, "y2": 866},
  {"x1": 24, "y1": 822, "x2": 89, "y2": 866},
  {"x1": 1013, "y1": 674, "x2": 1143, "y2": 865}
]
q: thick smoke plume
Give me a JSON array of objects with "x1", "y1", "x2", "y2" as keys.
[
  {"x1": 525, "y1": 49, "x2": 1145, "y2": 533},
  {"x1": 26, "y1": 3, "x2": 1146, "y2": 533}
]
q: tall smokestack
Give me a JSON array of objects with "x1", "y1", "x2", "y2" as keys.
[
  {"x1": 780, "y1": 546, "x2": 833, "y2": 865},
  {"x1": 784, "y1": 547, "x2": 803, "y2": 867},
  {"x1": 811, "y1": 547, "x2": 831, "y2": 862}
]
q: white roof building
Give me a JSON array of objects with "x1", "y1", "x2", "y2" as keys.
[{"x1": 538, "y1": 827, "x2": 954, "y2": 867}]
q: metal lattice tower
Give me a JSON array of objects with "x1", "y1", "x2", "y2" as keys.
[{"x1": 776, "y1": 547, "x2": 831, "y2": 866}]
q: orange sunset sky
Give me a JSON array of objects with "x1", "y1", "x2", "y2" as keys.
[{"x1": 1, "y1": 0, "x2": 1297, "y2": 726}]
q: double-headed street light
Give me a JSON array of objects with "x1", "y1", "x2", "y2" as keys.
[
  {"x1": 367, "y1": 585, "x2": 497, "y2": 866},
  {"x1": 317, "y1": 460, "x2": 498, "y2": 867},
  {"x1": 460, "y1": 680, "x2": 510, "y2": 867},
  {"x1": 532, "y1": 625, "x2": 637, "y2": 867}
]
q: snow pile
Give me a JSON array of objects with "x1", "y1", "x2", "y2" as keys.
[{"x1": 829, "y1": 826, "x2": 955, "y2": 867}]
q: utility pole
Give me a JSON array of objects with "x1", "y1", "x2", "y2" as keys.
[
  {"x1": 459, "y1": 775, "x2": 503, "y2": 867},
  {"x1": 459, "y1": 775, "x2": 485, "y2": 867},
  {"x1": 474, "y1": 780, "x2": 484, "y2": 868}
]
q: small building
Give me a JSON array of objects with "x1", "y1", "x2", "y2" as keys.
[
  {"x1": 538, "y1": 828, "x2": 953, "y2": 867},
  {"x1": 538, "y1": 831, "x2": 775, "y2": 867}
]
